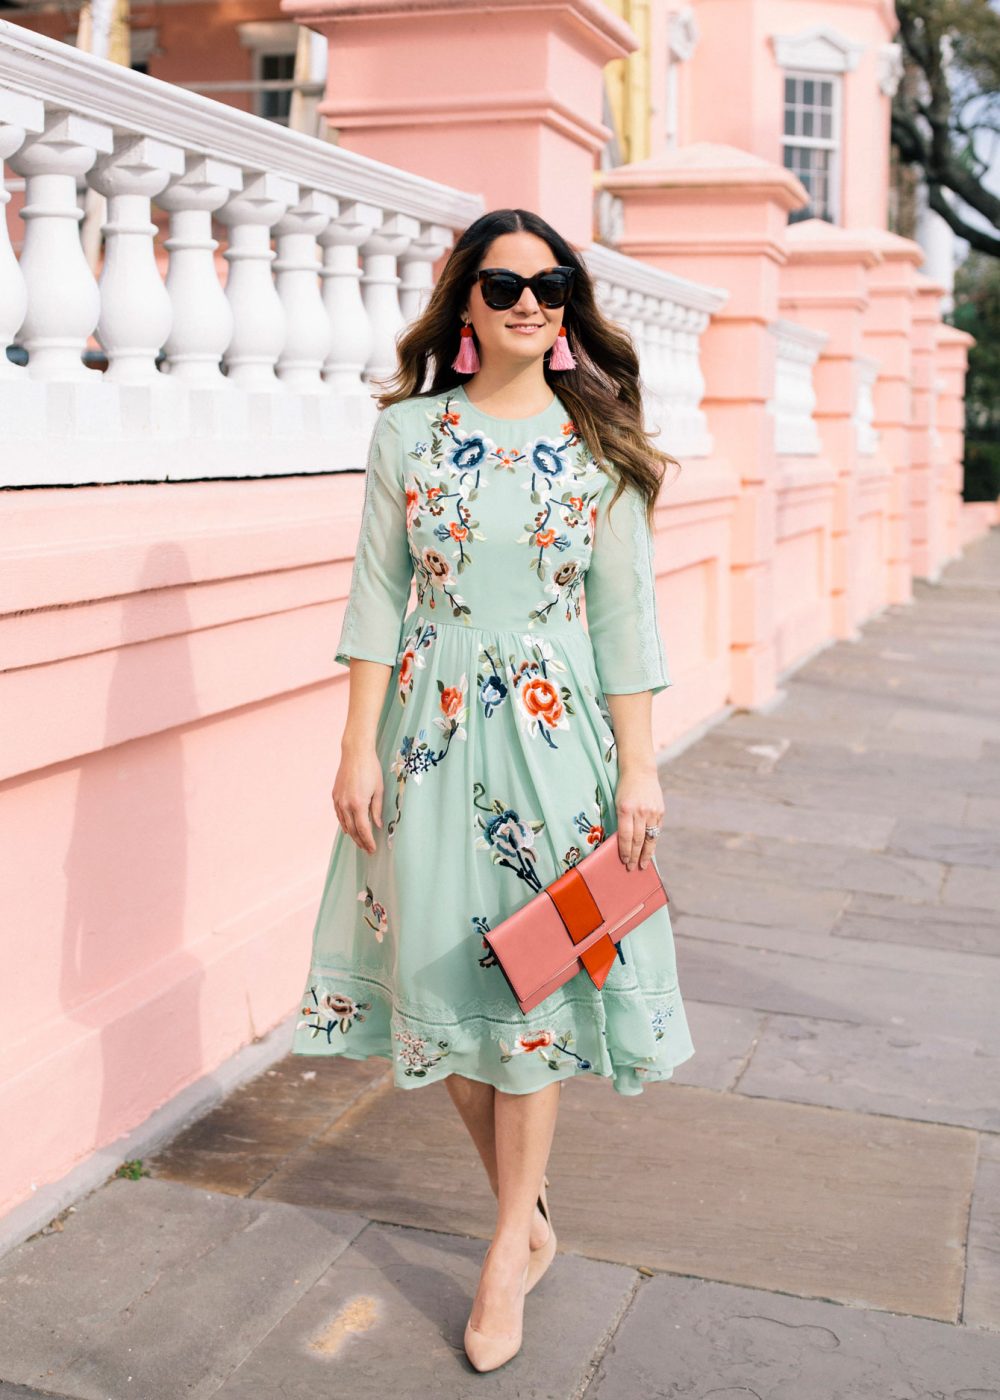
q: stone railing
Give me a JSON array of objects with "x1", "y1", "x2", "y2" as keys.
[
  {"x1": 585, "y1": 242, "x2": 727, "y2": 460},
  {"x1": 0, "y1": 21, "x2": 481, "y2": 486},
  {"x1": 766, "y1": 318, "x2": 828, "y2": 458}
]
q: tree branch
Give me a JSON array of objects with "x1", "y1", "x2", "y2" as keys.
[{"x1": 928, "y1": 182, "x2": 1000, "y2": 257}]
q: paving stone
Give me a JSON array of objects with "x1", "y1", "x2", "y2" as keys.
[
  {"x1": 0, "y1": 1177, "x2": 365, "y2": 1400},
  {"x1": 965, "y1": 1149, "x2": 1000, "y2": 1331},
  {"x1": 0, "y1": 1386, "x2": 77, "y2": 1399},
  {"x1": 676, "y1": 934, "x2": 1000, "y2": 1045},
  {"x1": 663, "y1": 790, "x2": 894, "y2": 850},
  {"x1": 966, "y1": 794, "x2": 1000, "y2": 828},
  {"x1": 214, "y1": 1219, "x2": 638, "y2": 1398},
  {"x1": 886, "y1": 818, "x2": 1000, "y2": 869},
  {"x1": 257, "y1": 1075, "x2": 975, "y2": 1322},
  {"x1": 942, "y1": 863, "x2": 1000, "y2": 912},
  {"x1": 833, "y1": 890, "x2": 999, "y2": 956},
  {"x1": 666, "y1": 1000, "x2": 765, "y2": 1092},
  {"x1": 586, "y1": 1273, "x2": 1000, "y2": 1399},
  {"x1": 146, "y1": 1051, "x2": 389, "y2": 1195},
  {"x1": 737, "y1": 1012, "x2": 1000, "y2": 1131},
  {"x1": 668, "y1": 868, "x2": 847, "y2": 932},
  {"x1": 667, "y1": 826, "x2": 946, "y2": 901}
]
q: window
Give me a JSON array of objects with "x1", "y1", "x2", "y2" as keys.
[
  {"x1": 782, "y1": 72, "x2": 841, "y2": 223},
  {"x1": 255, "y1": 50, "x2": 296, "y2": 125}
]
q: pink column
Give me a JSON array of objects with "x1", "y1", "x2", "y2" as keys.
[
  {"x1": 780, "y1": 219, "x2": 881, "y2": 637},
  {"x1": 910, "y1": 274, "x2": 947, "y2": 580},
  {"x1": 859, "y1": 229, "x2": 923, "y2": 605},
  {"x1": 602, "y1": 144, "x2": 807, "y2": 709},
  {"x1": 934, "y1": 324, "x2": 974, "y2": 562},
  {"x1": 279, "y1": 0, "x2": 638, "y2": 248}
]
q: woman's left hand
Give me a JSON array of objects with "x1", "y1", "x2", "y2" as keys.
[{"x1": 614, "y1": 764, "x2": 664, "y2": 871}]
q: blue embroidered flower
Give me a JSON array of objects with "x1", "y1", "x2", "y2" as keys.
[
  {"x1": 529, "y1": 437, "x2": 569, "y2": 482},
  {"x1": 446, "y1": 431, "x2": 493, "y2": 473},
  {"x1": 479, "y1": 673, "x2": 508, "y2": 711},
  {"x1": 484, "y1": 807, "x2": 535, "y2": 858}
]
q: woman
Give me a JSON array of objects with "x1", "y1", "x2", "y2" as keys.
[{"x1": 292, "y1": 208, "x2": 695, "y2": 1371}]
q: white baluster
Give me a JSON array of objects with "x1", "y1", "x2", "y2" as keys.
[
  {"x1": 0, "y1": 91, "x2": 43, "y2": 380},
  {"x1": 217, "y1": 171, "x2": 298, "y2": 390},
  {"x1": 157, "y1": 155, "x2": 242, "y2": 383},
  {"x1": 398, "y1": 222, "x2": 452, "y2": 322},
  {"x1": 87, "y1": 134, "x2": 185, "y2": 384},
  {"x1": 274, "y1": 190, "x2": 336, "y2": 393},
  {"x1": 360, "y1": 211, "x2": 420, "y2": 384},
  {"x1": 319, "y1": 200, "x2": 380, "y2": 394},
  {"x1": 7, "y1": 110, "x2": 114, "y2": 381}
]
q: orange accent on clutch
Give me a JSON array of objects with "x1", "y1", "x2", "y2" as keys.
[{"x1": 545, "y1": 866, "x2": 619, "y2": 990}]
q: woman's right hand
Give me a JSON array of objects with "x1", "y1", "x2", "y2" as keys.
[{"x1": 333, "y1": 743, "x2": 384, "y2": 854}]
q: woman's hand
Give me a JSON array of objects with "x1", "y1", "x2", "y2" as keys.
[
  {"x1": 614, "y1": 762, "x2": 664, "y2": 871},
  {"x1": 333, "y1": 742, "x2": 384, "y2": 854}
]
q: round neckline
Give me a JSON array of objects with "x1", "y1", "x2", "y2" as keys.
[{"x1": 454, "y1": 383, "x2": 561, "y2": 425}]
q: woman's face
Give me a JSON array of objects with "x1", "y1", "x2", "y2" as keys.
[{"x1": 461, "y1": 231, "x2": 565, "y2": 368}]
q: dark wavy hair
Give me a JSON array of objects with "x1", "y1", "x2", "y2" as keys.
[{"x1": 371, "y1": 208, "x2": 679, "y2": 520}]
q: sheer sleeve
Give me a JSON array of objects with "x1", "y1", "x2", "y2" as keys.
[
  {"x1": 334, "y1": 403, "x2": 414, "y2": 668},
  {"x1": 583, "y1": 472, "x2": 672, "y2": 697}
]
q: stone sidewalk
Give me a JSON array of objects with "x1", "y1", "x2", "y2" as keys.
[{"x1": 2, "y1": 529, "x2": 999, "y2": 1399}]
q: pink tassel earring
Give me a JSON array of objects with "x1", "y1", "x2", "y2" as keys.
[
  {"x1": 548, "y1": 325, "x2": 576, "y2": 370},
  {"x1": 452, "y1": 321, "x2": 480, "y2": 374}
]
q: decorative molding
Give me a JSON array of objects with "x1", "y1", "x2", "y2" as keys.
[
  {"x1": 876, "y1": 42, "x2": 904, "y2": 97},
  {"x1": 771, "y1": 25, "x2": 864, "y2": 75},
  {"x1": 668, "y1": 6, "x2": 699, "y2": 63},
  {"x1": 236, "y1": 21, "x2": 301, "y2": 54}
]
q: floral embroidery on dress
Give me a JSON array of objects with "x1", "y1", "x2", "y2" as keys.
[
  {"x1": 474, "y1": 637, "x2": 575, "y2": 749},
  {"x1": 397, "y1": 617, "x2": 437, "y2": 705},
  {"x1": 499, "y1": 1028, "x2": 592, "y2": 1070},
  {"x1": 394, "y1": 1027, "x2": 451, "y2": 1077},
  {"x1": 476, "y1": 644, "x2": 509, "y2": 718},
  {"x1": 584, "y1": 685, "x2": 618, "y2": 764},
  {"x1": 571, "y1": 784, "x2": 608, "y2": 854},
  {"x1": 357, "y1": 885, "x2": 389, "y2": 942},
  {"x1": 387, "y1": 675, "x2": 469, "y2": 843},
  {"x1": 650, "y1": 1005, "x2": 676, "y2": 1040},
  {"x1": 472, "y1": 914, "x2": 498, "y2": 968},
  {"x1": 472, "y1": 783, "x2": 545, "y2": 892},
  {"x1": 298, "y1": 985, "x2": 372, "y2": 1041}
]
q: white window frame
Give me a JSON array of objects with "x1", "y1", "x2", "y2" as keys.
[
  {"x1": 781, "y1": 67, "x2": 843, "y2": 224},
  {"x1": 237, "y1": 21, "x2": 300, "y2": 126}
]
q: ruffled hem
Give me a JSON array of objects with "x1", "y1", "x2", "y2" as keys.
[{"x1": 291, "y1": 969, "x2": 696, "y2": 1098}]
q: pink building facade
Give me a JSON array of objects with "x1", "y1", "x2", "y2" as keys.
[{"x1": 0, "y1": 0, "x2": 989, "y2": 1244}]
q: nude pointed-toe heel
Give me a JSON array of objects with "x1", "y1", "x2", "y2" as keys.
[
  {"x1": 525, "y1": 1176, "x2": 556, "y2": 1295},
  {"x1": 464, "y1": 1246, "x2": 530, "y2": 1373}
]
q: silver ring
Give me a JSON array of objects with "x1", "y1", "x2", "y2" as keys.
[{"x1": 644, "y1": 825, "x2": 660, "y2": 839}]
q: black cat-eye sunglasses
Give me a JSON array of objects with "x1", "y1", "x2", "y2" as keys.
[{"x1": 474, "y1": 265, "x2": 577, "y2": 311}]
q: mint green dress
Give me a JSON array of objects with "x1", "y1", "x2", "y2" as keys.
[{"x1": 292, "y1": 383, "x2": 695, "y2": 1095}]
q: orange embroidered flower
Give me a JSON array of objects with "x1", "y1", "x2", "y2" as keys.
[
  {"x1": 587, "y1": 823, "x2": 605, "y2": 846},
  {"x1": 405, "y1": 487, "x2": 419, "y2": 528},
  {"x1": 521, "y1": 677, "x2": 564, "y2": 726},
  {"x1": 399, "y1": 649, "x2": 415, "y2": 687},
  {"x1": 534, "y1": 527, "x2": 557, "y2": 548},
  {"x1": 568, "y1": 495, "x2": 583, "y2": 511},
  {"x1": 562, "y1": 420, "x2": 575, "y2": 436},
  {"x1": 518, "y1": 1030, "x2": 555, "y2": 1052},
  {"x1": 449, "y1": 522, "x2": 469, "y2": 541},
  {"x1": 440, "y1": 685, "x2": 464, "y2": 718},
  {"x1": 442, "y1": 411, "x2": 461, "y2": 426}
]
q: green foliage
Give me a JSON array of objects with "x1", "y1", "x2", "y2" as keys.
[
  {"x1": 950, "y1": 252, "x2": 1000, "y2": 501},
  {"x1": 114, "y1": 1158, "x2": 151, "y2": 1180}
]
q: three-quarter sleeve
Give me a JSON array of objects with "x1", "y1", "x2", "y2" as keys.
[
  {"x1": 584, "y1": 471, "x2": 672, "y2": 696},
  {"x1": 334, "y1": 403, "x2": 414, "y2": 668}
]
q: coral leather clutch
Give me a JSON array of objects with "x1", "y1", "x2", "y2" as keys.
[{"x1": 482, "y1": 835, "x2": 669, "y2": 1015}]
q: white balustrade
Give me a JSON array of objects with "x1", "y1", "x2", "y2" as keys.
[
  {"x1": 360, "y1": 212, "x2": 421, "y2": 384},
  {"x1": 318, "y1": 201, "x2": 380, "y2": 393},
  {"x1": 7, "y1": 110, "x2": 113, "y2": 383},
  {"x1": 89, "y1": 134, "x2": 186, "y2": 384},
  {"x1": 585, "y1": 243, "x2": 727, "y2": 460},
  {"x1": 767, "y1": 319, "x2": 828, "y2": 457},
  {"x1": 853, "y1": 354, "x2": 880, "y2": 457},
  {"x1": 274, "y1": 191, "x2": 336, "y2": 392},
  {"x1": 0, "y1": 22, "x2": 729, "y2": 485},
  {"x1": 158, "y1": 156, "x2": 242, "y2": 383},
  {"x1": 0, "y1": 89, "x2": 42, "y2": 381}
]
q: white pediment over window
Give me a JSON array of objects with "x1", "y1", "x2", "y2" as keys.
[
  {"x1": 877, "y1": 43, "x2": 904, "y2": 96},
  {"x1": 771, "y1": 25, "x2": 864, "y2": 74},
  {"x1": 237, "y1": 21, "x2": 300, "y2": 54}
]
